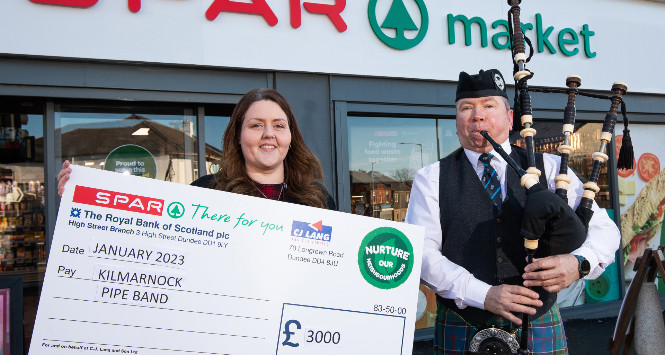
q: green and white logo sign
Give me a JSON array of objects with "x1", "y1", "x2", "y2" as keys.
[
  {"x1": 167, "y1": 202, "x2": 185, "y2": 219},
  {"x1": 358, "y1": 227, "x2": 414, "y2": 289},
  {"x1": 104, "y1": 144, "x2": 157, "y2": 178},
  {"x1": 368, "y1": 0, "x2": 428, "y2": 50}
]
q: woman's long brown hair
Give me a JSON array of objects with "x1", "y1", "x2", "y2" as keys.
[{"x1": 212, "y1": 88, "x2": 328, "y2": 208}]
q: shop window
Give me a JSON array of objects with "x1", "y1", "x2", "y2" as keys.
[
  {"x1": 614, "y1": 124, "x2": 665, "y2": 295},
  {"x1": 0, "y1": 96, "x2": 45, "y2": 352},
  {"x1": 55, "y1": 102, "x2": 198, "y2": 184},
  {"x1": 347, "y1": 116, "x2": 451, "y2": 220},
  {"x1": 0, "y1": 110, "x2": 45, "y2": 273},
  {"x1": 202, "y1": 105, "x2": 233, "y2": 175},
  {"x1": 510, "y1": 123, "x2": 613, "y2": 209}
]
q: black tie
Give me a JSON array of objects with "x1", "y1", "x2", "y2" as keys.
[{"x1": 479, "y1": 153, "x2": 502, "y2": 210}]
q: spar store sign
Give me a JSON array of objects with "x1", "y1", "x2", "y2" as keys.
[
  {"x1": 31, "y1": 0, "x2": 348, "y2": 30},
  {"x1": 30, "y1": 0, "x2": 595, "y2": 58},
  {"x1": 369, "y1": 1, "x2": 595, "y2": 57}
]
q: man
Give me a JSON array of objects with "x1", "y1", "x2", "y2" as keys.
[{"x1": 405, "y1": 69, "x2": 620, "y2": 354}]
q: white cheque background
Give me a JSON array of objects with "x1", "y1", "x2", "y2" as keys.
[{"x1": 30, "y1": 166, "x2": 424, "y2": 355}]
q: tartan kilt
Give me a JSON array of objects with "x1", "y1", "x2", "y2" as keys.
[{"x1": 433, "y1": 300, "x2": 568, "y2": 355}]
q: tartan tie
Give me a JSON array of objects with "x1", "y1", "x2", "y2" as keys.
[{"x1": 479, "y1": 153, "x2": 502, "y2": 210}]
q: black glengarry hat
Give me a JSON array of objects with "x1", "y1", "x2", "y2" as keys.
[{"x1": 456, "y1": 69, "x2": 508, "y2": 102}]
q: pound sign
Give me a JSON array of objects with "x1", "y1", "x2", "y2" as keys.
[{"x1": 282, "y1": 319, "x2": 302, "y2": 347}]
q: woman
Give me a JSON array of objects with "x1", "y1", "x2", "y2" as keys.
[{"x1": 58, "y1": 88, "x2": 335, "y2": 209}]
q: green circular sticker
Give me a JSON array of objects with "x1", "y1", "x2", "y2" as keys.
[
  {"x1": 358, "y1": 227, "x2": 414, "y2": 289},
  {"x1": 104, "y1": 144, "x2": 157, "y2": 178}
]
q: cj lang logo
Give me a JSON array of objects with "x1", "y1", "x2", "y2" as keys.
[{"x1": 291, "y1": 220, "x2": 333, "y2": 243}]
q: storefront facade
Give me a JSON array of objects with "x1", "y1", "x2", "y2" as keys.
[{"x1": 2, "y1": 0, "x2": 665, "y2": 350}]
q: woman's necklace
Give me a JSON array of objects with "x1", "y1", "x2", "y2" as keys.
[{"x1": 253, "y1": 181, "x2": 286, "y2": 201}]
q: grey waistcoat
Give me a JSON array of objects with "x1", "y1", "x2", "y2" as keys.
[{"x1": 437, "y1": 146, "x2": 553, "y2": 326}]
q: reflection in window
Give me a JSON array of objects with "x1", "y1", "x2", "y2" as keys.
[
  {"x1": 203, "y1": 115, "x2": 229, "y2": 175},
  {"x1": 438, "y1": 120, "x2": 461, "y2": 158},
  {"x1": 56, "y1": 103, "x2": 198, "y2": 184},
  {"x1": 510, "y1": 123, "x2": 612, "y2": 209},
  {"x1": 347, "y1": 116, "x2": 454, "y2": 222},
  {"x1": 203, "y1": 104, "x2": 233, "y2": 175}
]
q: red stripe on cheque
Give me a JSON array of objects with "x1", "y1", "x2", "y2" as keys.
[{"x1": 72, "y1": 185, "x2": 164, "y2": 216}]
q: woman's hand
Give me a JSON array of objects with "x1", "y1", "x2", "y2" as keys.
[{"x1": 57, "y1": 160, "x2": 72, "y2": 197}]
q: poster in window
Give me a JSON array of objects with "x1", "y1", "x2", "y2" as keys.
[{"x1": 616, "y1": 124, "x2": 665, "y2": 287}]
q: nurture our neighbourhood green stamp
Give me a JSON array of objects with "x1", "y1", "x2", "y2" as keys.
[{"x1": 358, "y1": 227, "x2": 414, "y2": 289}]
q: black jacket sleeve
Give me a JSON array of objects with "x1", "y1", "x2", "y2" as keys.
[{"x1": 190, "y1": 174, "x2": 215, "y2": 189}]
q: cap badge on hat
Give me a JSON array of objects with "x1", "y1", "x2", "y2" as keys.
[{"x1": 494, "y1": 74, "x2": 505, "y2": 91}]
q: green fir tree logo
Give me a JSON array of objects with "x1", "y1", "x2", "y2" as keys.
[
  {"x1": 167, "y1": 202, "x2": 185, "y2": 219},
  {"x1": 368, "y1": 0, "x2": 429, "y2": 50}
]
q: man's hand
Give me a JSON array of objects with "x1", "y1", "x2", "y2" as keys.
[
  {"x1": 522, "y1": 254, "x2": 579, "y2": 292},
  {"x1": 484, "y1": 285, "x2": 542, "y2": 325}
]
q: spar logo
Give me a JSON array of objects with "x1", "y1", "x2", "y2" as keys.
[
  {"x1": 358, "y1": 227, "x2": 413, "y2": 289},
  {"x1": 166, "y1": 202, "x2": 185, "y2": 219},
  {"x1": 72, "y1": 185, "x2": 164, "y2": 216},
  {"x1": 291, "y1": 220, "x2": 332, "y2": 244},
  {"x1": 368, "y1": 0, "x2": 428, "y2": 50}
]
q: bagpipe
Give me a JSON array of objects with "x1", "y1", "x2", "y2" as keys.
[{"x1": 467, "y1": 1, "x2": 634, "y2": 354}]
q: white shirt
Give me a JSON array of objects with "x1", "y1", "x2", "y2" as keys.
[{"x1": 405, "y1": 141, "x2": 621, "y2": 311}]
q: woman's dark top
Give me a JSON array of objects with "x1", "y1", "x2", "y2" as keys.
[{"x1": 190, "y1": 174, "x2": 337, "y2": 210}]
